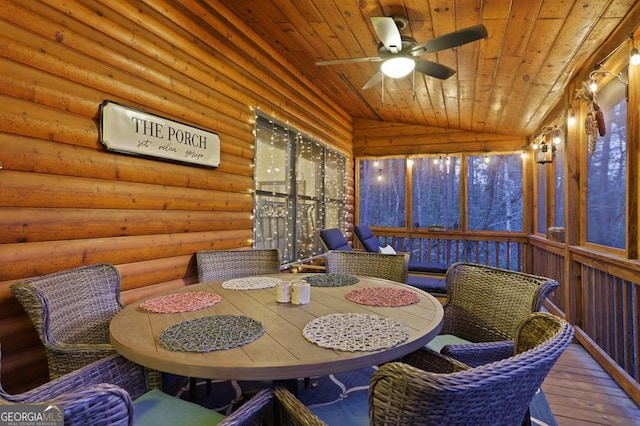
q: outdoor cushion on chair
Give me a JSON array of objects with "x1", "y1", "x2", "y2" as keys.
[
  {"x1": 0, "y1": 351, "x2": 274, "y2": 426},
  {"x1": 319, "y1": 228, "x2": 353, "y2": 251},
  {"x1": 431, "y1": 262, "x2": 560, "y2": 367},
  {"x1": 134, "y1": 389, "x2": 225, "y2": 426},
  {"x1": 354, "y1": 224, "x2": 450, "y2": 275}
]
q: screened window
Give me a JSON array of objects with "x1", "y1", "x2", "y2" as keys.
[
  {"x1": 254, "y1": 115, "x2": 346, "y2": 262},
  {"x1": 537, "y1": 162, "x2": 547, "y2": 234},
  {"x1": 554, "y1": 125, "x2": 566, "y2": 228},
  {"x1": 359, "y1": 158, "x2": 406, "y2": 227},
  {"x1": 587, "y1": 73, "x2": 627, "y2": 249},
  {"x1": 412, "y1": 156, "x2": 460, "y2": 229},
  {"x1": 467, "y1": 154, "x2": 524, "y2": 231},
  {"x1": 359, "y1": 153, "x2": 523, "y2": 232}
]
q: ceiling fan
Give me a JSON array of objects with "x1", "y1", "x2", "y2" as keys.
[{"x1": 315, "y1": 15, "x2": 488, "y2": 90}]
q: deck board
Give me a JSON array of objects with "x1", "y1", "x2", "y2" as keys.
[{"x1": 544, "y1": 343, "x2": 640, "y2": 425}]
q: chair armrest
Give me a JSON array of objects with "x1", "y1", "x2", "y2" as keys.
[
  {"x1": 54, "y1": 383, "x2": 133, "y2": 426},
  {"x1": 219, "y1": 388, "x2": 274, "y2": 426},
  {"x1": 4, "y1": 354, "x2": 149, "y2": 403},
  {"x1": 2, "y1": 383, "x2": 133, "y2": 426},
  {"x1": 274, "y1": 387, "x2": 327, "y2": 426},
  {"x1": 440, "y1": 340, "x2": 514, "y2": 367},
  {"x1": 402, "y1": 347, "x2": 469, "y2": 374}
]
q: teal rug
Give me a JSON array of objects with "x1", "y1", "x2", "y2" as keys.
[{"x1": 166, "y1": 367, "x2": 556, "y2": 425}]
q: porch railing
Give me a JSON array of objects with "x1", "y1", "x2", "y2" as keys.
[
  {"x1": 365, "y1": 230, "x2": 640, "y2": 403},
  {"x1": 367, "y1": 229, "x2": 527, "y2": 272},
  {"x1": 530, "y1": 238, "x2": 640, "y2": 404}
]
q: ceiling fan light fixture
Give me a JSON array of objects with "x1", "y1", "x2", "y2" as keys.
[{"x1": 381, "y1": 57, "x2": 415, "y2": 78}]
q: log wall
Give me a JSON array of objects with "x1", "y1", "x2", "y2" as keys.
[{"x1": 0, "y1": 0, "x2": 353, "y2": 392}]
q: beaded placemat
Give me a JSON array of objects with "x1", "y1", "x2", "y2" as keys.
[
  {"x1": 345, "y1": 287, "x2": 420, "y2": 307},
  {"x1": 222, "y1": 276, "x2": 283, "y2": 290},
  {"x1": 139, "y1": 292, "x2": 222, "y2": 313},
  {"x1": 158, "y1": 315, "x2": 264, "y2": 352},
  {"x1": 302, "y1": 313, "x2": 409, "y2": 352},
  {"x1": 303, "y1": 273, "x2": 359, "y2": 287}
]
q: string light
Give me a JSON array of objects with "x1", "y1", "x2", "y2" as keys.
[
  {"x1": 630, "y1": 33, "x2": 640, "y2": 66},
  {"x1": 567, "y1": 104, "x2": 576, "y2": 125}
]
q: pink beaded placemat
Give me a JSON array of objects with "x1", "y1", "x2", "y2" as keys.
[
  {"x1": 302, "y1": 313, "x2": 409, "y2": 352},
  {"x1": 139, "y1": 292, "x2": 222, "y2": 313},
  {"x1": 345, "y1": 287, "x2": 420, "y2": 307}
]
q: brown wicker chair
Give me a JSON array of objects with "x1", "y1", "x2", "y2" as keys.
[
  {"x1": 325, "y1": 251, "x2": 409, "y2": 284},
  {"x1": 432, "y1": 262, "x2": 560, "y2": 366},
  {"x1": 0, "y1": 351, "x2": 273, "y2": 426},
  {"x1": 196, "y1": 249, "x2": 281, "y2": 282},
  {"x1": 10, "y1": 263, "x2": 123, "y2": 379},
  {"x1": 274, "y1": 313, "x2": 574, "y2": 426}
]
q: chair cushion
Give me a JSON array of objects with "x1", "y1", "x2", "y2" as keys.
[
  {"x1": 425, "y1": 334, "x2": 472, "y2": 353},
  {"x1": 134, "y1": 389, "x2": 226, "y2": 426},
  {"x1": 354, "y1": 225, "x2": 380, "y2": 252},
  {"x1": 406, "y1": 276, "x2": 446, "y2": 294},
  {"x1": 378, "y1": 244, "x2": 396, "y2": 254},
  {"x1": 320, "y1": 229, "x2": 352, "y2": 251},
  {"x1": 310, "y1": 392, "x2": 369, "y2": 426},
  {"x1": 408, "y1": 261, "x2": 449, "y2": 274}
]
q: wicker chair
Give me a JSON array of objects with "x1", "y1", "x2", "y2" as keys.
[
  {"x1": 10, "y1": 263, "x2": 123, "y2": 379},
  {"x1": 432, "y1": 262, "x2": 560, "y2": 366},
  {"x1": 274, "y1": 313, "x2": 574, "y2": 426},
  {"x1": 325, "y1": 250, "x2": 409, "y2": 284},
  {"x1": 0, "y1": 351, "x2": 273, "y2": 426},
  {"x1": 196, "y1": 249, "x2": 280, "y2": 282}
]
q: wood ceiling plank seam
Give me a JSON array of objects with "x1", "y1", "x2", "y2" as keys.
[
  {"x1": 518, "y1": 1, "x2": 617, "y2": 132},
  {"x1": 191, "y1": 0, "x2": 356, "y2": 132},
  {"x1": 424, "y1": 2, "x2": 457, "y2": 129},
  {"x1": 323, "y1": 0, "x2": 372, "y2": 58},
  {"x1": 487, "y1": 0, "x2": 543, "y2": 134},
  {"x1": 170, "y1": 0, "x2": 355, "y2": 141},
  {"x1": 455, "y1": 0, "x2": 485, "y2": 131},
  {"x1": 474, "y1": 15, "x2": 509, "y2": 132},
  {"x1": 497, "y1": 17, "x2": 563, "y2": 135}
]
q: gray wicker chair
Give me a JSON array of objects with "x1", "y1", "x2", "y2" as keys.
[
  {"x1": 10, "y1": 263, "x2": 123, "y2": 379},
  {"x1": 325, "y1": 251, "x2": 409, "y2": 284},
  {"x1": 433, "y1": 262, "x2": 560, "y2": 366},
  {"x1": 196, "y1": 249, "x2": 280, "y2": 282},
  {"x1": 274, "y1": 313, "x2": 574, "y2": 426},
  {"x1": 0, "y1": 351, "x2": 273, "y2": 426}
]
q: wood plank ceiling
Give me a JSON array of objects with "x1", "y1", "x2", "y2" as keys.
[{"x1": 220, "y1": 0, "x2": 637, "y2": 138}]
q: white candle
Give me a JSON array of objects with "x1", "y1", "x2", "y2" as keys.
[
  {"x1": 275, "y1": 281, "x2": 292, "y2": 303},
  {"x1": 291, "y1": 280, "x2": 310, "y2": 304}
]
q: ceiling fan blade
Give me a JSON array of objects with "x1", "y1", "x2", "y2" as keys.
[
  {"x1": 362, "y1": 70, "x2": 383, "y2": 90},
  {"x1": 315, "y1": 56, "x2": 382, "y2": 66},
  {"x1": 371, "y1": 17, "x2": 403, "y2": 53},
  {"x1": 414, "y1": 59, "x2": 456, "y2": 80},
  {"x1": 411, "y1": 24, "x2": 488, "y2": 56}
]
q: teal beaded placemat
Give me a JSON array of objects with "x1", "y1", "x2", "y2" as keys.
[{"x1": 159, "y1": 315, "x2": 264, "y2": 352}]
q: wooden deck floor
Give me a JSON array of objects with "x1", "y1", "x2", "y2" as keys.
[{"x1": 543, "y1": 343, "x2": 640, "y2": 425}]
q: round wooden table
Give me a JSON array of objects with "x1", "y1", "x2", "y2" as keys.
[{"x1": 110, "y1": 274, "x2": 443, "y2": 381}]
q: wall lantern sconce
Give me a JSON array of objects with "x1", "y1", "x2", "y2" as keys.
[{"x1": 534, "y1": 126, "x2": 560, "y2": 164}]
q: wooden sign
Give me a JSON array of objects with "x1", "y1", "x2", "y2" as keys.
[{"x1": 100, "y1": 101, "x2": 220, "y2": 168}]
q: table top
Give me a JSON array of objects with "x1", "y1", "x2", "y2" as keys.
[{"x1": 110, "y1": 274, "x2": 444, "y2": 381}]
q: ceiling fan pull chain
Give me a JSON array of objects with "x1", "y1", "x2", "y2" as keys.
[{"x1": 412, "y1": 69, "x2": 416, "y2": 101}]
